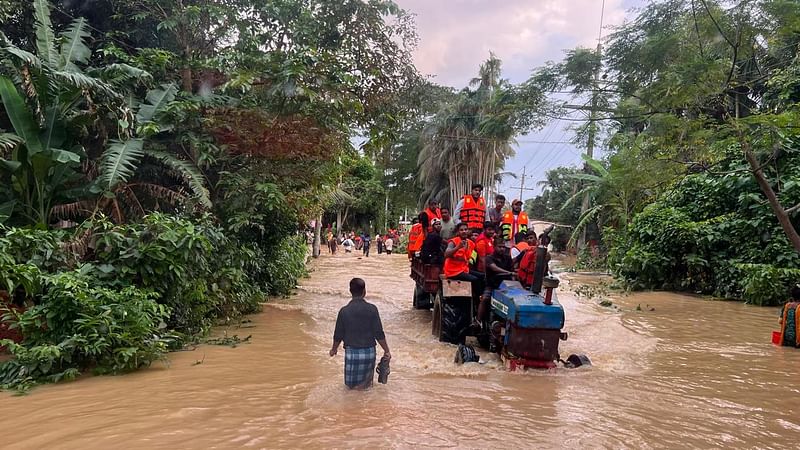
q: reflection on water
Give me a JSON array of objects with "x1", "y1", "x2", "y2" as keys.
[{"x1": 3, "y1": 253, "x2": 799, "y2": 449}]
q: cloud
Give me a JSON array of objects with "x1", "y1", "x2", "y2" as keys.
[{"x1": 395, "y1": 0, "x2": 629, "y2": 87}]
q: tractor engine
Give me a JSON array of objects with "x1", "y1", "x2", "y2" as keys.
[{"x1": 490, "y1": 279, "x2": 566, "y2": 368}]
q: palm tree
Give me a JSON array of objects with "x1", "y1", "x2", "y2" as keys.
[
  {"x1": 561, "y1": 154, "x2": 650, "y2": 247},
  {"x1": 418, "y1": 55, "x2": 516, "y2": 209}
]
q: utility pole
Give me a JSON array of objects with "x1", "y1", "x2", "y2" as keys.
[
  {"x1": 577, "y1": 41, "x2": 602, "y2": 251},
  {"x1": 509, "y1": 166, "x2": 537, "y2": 203}
]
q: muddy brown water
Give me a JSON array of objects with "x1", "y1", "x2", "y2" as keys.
[{"x1": 3, "y1": 254, "x2": 799, "y2": 449}]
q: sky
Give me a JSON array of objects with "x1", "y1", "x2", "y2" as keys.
[{"x1": 394, "y1": 0, "x2": 643, "y2": 202}]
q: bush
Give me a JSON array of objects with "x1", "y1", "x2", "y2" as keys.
[
  {"x1": 261, "y1": 235, "x2": 309, "y2": 296},
  {"x1": 91, "y1": 213, "x2": 268, "y2": 335},
  {"x1": 0, "y1": 270, "x2": 171, "y2": 391},
  {"x1": 0, "y1": 207, "x2": 310, "y2": 390},
  {"x1": 609, "y1": 154, "x2": 800, "y2": 305}
]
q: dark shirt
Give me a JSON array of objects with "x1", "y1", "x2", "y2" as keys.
[
  {"x1": 487, "y1": 207, "x2": 504, "y2": 227},
  {"x1": 333, "y1": 297, "x2": 386, "y2": 348},
  {"x1": 421, "y1": 232, "x2": 444, "y2": 265},
  {"x1": 363, "y1": 236, "x2": 371, "y2": 247},
  {"x1": 485, "y1": 253, "x2": 514, "y2": 289}
]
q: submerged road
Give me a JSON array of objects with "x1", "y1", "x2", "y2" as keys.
[{"x1": 3, "y1": 252, "x2": 800, "y2": 449}]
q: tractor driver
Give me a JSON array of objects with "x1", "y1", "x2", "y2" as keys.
[{"x1": 478, "y1": 235, "x2": 515, "y2": 325}]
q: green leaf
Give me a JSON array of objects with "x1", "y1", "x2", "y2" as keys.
[
  {"x1": 59, "y1": 17, "x2": 91, "y2": 71},
  {"x1": 33, "y1": 0, "x2": 58, "y2": 67},
  {"x1": 0, "y1": 159, "x2": 22, "y2": 173},
  {"x1": 0, "y1": 133, "x2": 23, "y2": 151},
  {"x1": 580, "y1": 154, "x2": 608, "y2": 176},
  {"x1": 50, "y1": 149, "x2": 80, "y2": 164},
  {"x1": 0, "y1": 77, "x2": 43, "y2": 154},
  {"x1": 98, "y1": 139, "x2": 145, "y2": 191},
  {"x1": 51, "y1": 71, "x2": 119, "y2": 99},
  {"x1": 3, "y1": 47, "x2": 42, "y2": 68},
  {"x1": 145, "y1": 150, "x2": 211, "y2": 208},
  {"x1": 0, "y1": 200, "x2": 15, "y2": 223},
  {"x1": 136, "y1": 84, "x2": 177, "y2": 123}
]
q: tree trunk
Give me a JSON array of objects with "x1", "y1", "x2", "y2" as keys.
[
  {"x1": 744, "y1": 147, "x2": 800, "y2": 253},
  {"x1": 336, "y1": 209, "x2": 343, "y2": 238},
  {"x1": 181, "y1": 66, "x2": 193, "y2": 93},
  {"x1": 312, "y1": 213, "x2": 322, "y2": 258},
  {"x1": 342, "y1": 205, "x2": 350, "y2": 231}
]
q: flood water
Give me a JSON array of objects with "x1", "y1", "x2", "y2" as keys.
[{"x1": 3, "y1": 252, "x2": 800, "y2": 449}]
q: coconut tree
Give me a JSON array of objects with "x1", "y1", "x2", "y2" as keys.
[
  {"x1": 418, "y1": 55, "x2": 517, "y2": 208},
  {"x1": 561, "y1": 153, "x2": 652, "y2": 247}
]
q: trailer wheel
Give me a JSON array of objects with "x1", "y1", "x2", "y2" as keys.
[
  {"x1": 440, "y1": 299, "x2": 469, "y2": 344},
  {"x1": 431, "y1": 289, "x2": 442, "y2": 338},
  {"x1": 413, "y1": 284, "x2": 432, "y2": 310}
]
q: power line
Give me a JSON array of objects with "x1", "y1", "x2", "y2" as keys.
[
  {"x1": 432, "y1": 135, "x2": 572, "y2": 144},
  {"x1": 51, "y1": 4, "x2": 141, "y2": 54}
]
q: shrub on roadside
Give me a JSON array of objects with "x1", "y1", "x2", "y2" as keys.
[
  {"x1": 608, "y1": 155, "x2": 800, "y2": 305},
  {"x1": 0, "y1": 270, "x2": 171, "y2": 392}
]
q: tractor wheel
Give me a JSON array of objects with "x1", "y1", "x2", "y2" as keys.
[
  {"x1": 566, "y1": 354, "x2": 592, "y2": 368},
  {"x1": 440, "y1": 299, "x2": 469, "y2": 344},
  {"x1": 431, "y1": 289, "x2": 443, "y2": 339},
  {"x1": 454, "y1": 343, "x2": 479, "y2": 364}
]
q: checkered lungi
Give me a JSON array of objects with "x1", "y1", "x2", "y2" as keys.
[{"x1": 344, "y1": 346, "x2": 376, "y2": 388}]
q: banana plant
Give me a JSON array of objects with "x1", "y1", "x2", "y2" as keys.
[
  {"x1": 0, "y1": 1, "x2": 209, "y2": 226},
  {"x1": 0, "y1": 0, "x2": 123, "y2": 227}
]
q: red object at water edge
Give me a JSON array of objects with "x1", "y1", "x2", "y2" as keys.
[{"x1": 772, "y1": 331, "x2": 781, "y2": 345}]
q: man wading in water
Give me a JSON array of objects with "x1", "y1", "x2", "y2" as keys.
[{"x1": 330, "y1": 278, "x2": 391, "y2": 389}]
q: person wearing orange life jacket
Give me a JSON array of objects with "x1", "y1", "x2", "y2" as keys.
[
  {"x1": 511, "y1": 231, "x2": 537, "y2": 265},
  {"x1": 501, "y1": 199, "x2": 529, "y2": 242},
  {"x1": 407, "y1": 218, "x2": 424, "y2": 260},
  {"x1": 444, "y1": 223, "x2": 483, "y2": 280},
  {"x1": 419, "y1": 199, "x2": 442, "y2": 234},
  {"x1": 444, "y1": 223, "x2": 484, "y2": 303},
  {"x1": 452, "y1": 183, "x2": 489, "y2": 232}
]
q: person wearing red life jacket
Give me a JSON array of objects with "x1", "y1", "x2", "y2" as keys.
[
  {"x1": 419, "y1": 199, "x2": 442, "y2": 234},
  {"x1": 474, "y1": 224, "x2": 497, "y2": 273},
  {"x1": 517, "y1": 233, "x2": 551, "y2": 289}
]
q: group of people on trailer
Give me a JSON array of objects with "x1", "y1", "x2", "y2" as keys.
[{"x1": 408, "y1": 183, "x2": 550, "y2": 326}]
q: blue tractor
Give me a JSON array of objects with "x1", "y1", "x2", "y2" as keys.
[{"x1": 455, "y1": 241, "x2": 591, "y2": 370}]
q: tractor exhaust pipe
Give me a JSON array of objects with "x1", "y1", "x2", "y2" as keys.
[{"x1": 530, "y1": 224, "x2": 554, "y2": 296}]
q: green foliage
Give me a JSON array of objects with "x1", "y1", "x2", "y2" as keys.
[
  {"x1": 216, "y1": 173, "x2": 307, "y2": 296},
  {"x1": 419, "y1": 54, "x2": 547, "y2": 209},
  {"x1": 609, "y1": 151, "x2": 800, "y2": 305},
  {"x1": 0, "y1": 270, "x2": 171, "y2": 391},
  {"x1": 90, "y1": 213, "x2": 248, "y2": 335}
]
